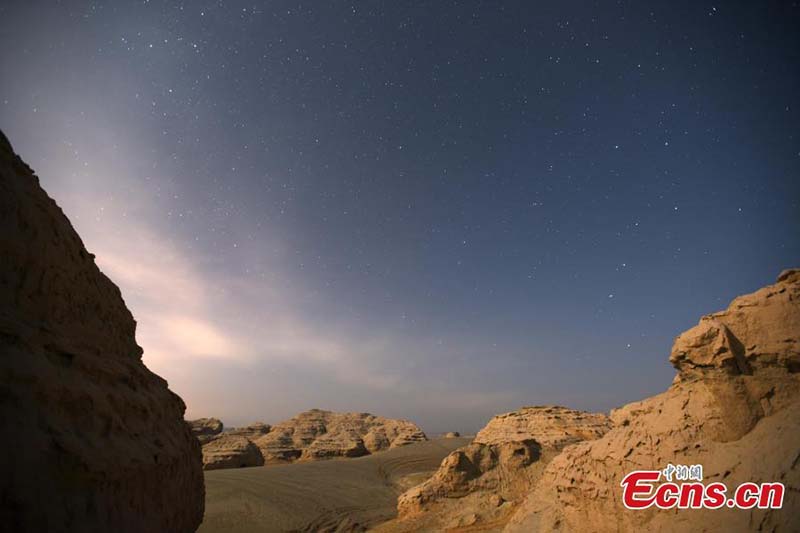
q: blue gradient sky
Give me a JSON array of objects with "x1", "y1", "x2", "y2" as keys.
[{"x1": 1, "y1": 1, "x2": 798, "y2": 433}]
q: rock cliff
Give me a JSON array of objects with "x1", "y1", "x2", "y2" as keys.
[
  {"x1": 0, "y1": 131, "x2": 204, "y2": 531},
  {"x1": 253, "y1": 409, "x2": 427, "y2": 463},
  {"x1": 505, "y1": 270, "x2": 800, "y2": 532}
]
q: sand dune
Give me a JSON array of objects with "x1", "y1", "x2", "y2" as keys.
[{"x1": 199, "y1": 437, "x2": 471, "y2": 532}]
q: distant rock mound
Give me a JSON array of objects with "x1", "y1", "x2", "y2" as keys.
[
  {"x1": 226, "y1": 422, "x2": 272, "y2": 440},
  {"x1": 189, "y1": 417, "x2": 224, "y2": 443},
  {"x1": 505, "y1": 270, "x2": 800, "y2": 532},
  {"x1": 202, "y1": 435, "x2": 265, "y2": 470},
  {"x1": 0, "y1": 131, "x2": 204, "y2": 531},
  {"x1": 253, "y1": 409, "x2": 428, "y2": 463},
  {"x1": 393, "y1": 406, "x2": 611, "y2": 530},
  {"x1": 443, "y1": 431, "x2": 460, "y2": 438},
  {"x1": 189, "y1": 419, "x2": 271, "y2": 469},
  {"x1": 475, "y1": 405, "x2": 611, "y2": 448}
]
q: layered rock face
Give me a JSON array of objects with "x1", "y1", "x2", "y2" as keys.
[
  {"x1": 394, "y1": 406, "x2": 611, "y2": 530},
  {"x1": 0, "y1": 131, "x2": 204, "y2": 531},
  {"x1": 506, "y1": 270, "x2": 800, "y2": 532},
  {"x1": 191, "y1": 420, "x2": 271, "y2": 470},
  {"x1": 475, "y1": 405, "x2": 611, "y2": 448},
  {"x1": 253, "y1": 409, "x2": 428, "y2": 463},
  {"x1": 191, "y1": 411, "x2": 423, "y2": 470},
  {"x1": 226, "y1": 422, "x2": 271, "y2": 440},
  {"x1": 201, "y1": 435, "x2": 265, "y2": 470},
  {"x1": 189, "y1": 417, "x2": 224, "y2": 443}
]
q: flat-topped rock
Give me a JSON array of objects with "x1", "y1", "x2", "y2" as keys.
[
  {"x1": 253, "y1": 409, "x2": 427, "y2": 463},
  {"x1": 475, "y1": 405, "x2": 612, "y2": 449},
  {"x1": 226, "y1": 422, "x2": 272, "y2": 440}
]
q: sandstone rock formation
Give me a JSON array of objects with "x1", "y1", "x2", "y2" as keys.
[
  {"x1": 0, "y1": 131, "x2": 204, "y2": 531},
  {"x1": 201, "y1": 434, "x2": 265, "y2": 470},
  {"x1": 505, "y1": 269, "x2": 800, "y2": 532},
  {"x1": 189, "y1": 419, "x2": 270, "y2": 470},
  {"x1": 444, "y1": 431, "x2": 461, "y2": 438},
  {"x1": 475, "y1": 405, "x2": 611, "y2": 448},
  {"x1": 392, "y1": 406, "x2": 611, "y2": 530},
  {"x1": 253, "y1": 409, "x2": 427, "y2": 463},
  {"x1": 226, "y1": 422, "x2": 271, "y2": 440},
  {"x1": 189, "y1": 417, "x2": 224, "y2": 443}
]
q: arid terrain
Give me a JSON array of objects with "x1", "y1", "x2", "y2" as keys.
[
  {"x1": 1, "y1": 128, "x2": 797, "y2": 532},
  {"x1": 189, "y1": 409, "x2": 429, "y2": 471},
  {"x1": 198, "y1": 437, "x2": 470, "y2": 532},
  {"x1": 378, "y1": 269, "x2": 800, "y2": 532}
]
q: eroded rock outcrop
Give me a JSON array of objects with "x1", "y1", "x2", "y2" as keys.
[
  {"x1": 506, "y1": 270, "x2": 800, "y2": 532},
  {"x1": 0, "y1": 131, "x2": 204, "y2": 531},
  {"x1": 201, "y1": 434, "x2": 265, "y2": 470},
  {"x1": 226, "y1": 421, "x2": 271, "y2": 440},
  {"x1": 475, "y1": 405, "x2": 611, "y2": 448},
  {"x1": 189, "y1": 417, "x2": 224, "y2": 443},
  {"x1": 253, "y1": 409, "x2": 427, "y2": 463},
  {"x1": 393, "y1": 406, "x2": 611, "y2": 530},
  {"x1": 190, "y1": 419, "x2": 270, "y2": 470}
]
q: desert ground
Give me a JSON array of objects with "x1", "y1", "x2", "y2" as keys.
[{"x1": 199, "y1": 437, "x2": 471, "y2": 532}]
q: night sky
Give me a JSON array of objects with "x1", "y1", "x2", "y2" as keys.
[{"x1": 1, "y1": 1, "x2": 798, "y2": 433}]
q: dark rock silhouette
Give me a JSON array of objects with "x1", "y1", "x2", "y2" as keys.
[{"x1": 0, "y1": 131, "x2": 204, "y2": 532}]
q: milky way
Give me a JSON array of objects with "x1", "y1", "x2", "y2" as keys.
[{"x1": 1, "y1": 1, "x2": 798, "y2": 432}]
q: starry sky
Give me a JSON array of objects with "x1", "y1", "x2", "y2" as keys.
[{"x1": 1, "y1": 1, "x2": 798, "y2": 433}]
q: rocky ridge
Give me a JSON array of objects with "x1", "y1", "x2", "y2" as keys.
[
  {"x1": 475, "y1": 405, "x2": 612, "y2": 448},
  {"x1": 0, "y1": 131, "x2": 204, "y2": 532},
  {"x1": 191, "y1": 411, "x2": 425, "y2": 470},
  {"x1": 253, "y1": 409, "x2": 428, "y2": 463},
  {"x1": 505, "y1": 269, "x2": 800, "y2": 532},
  {"x1": 225, "y1": 422, "x2": 271, "y2": 440}
]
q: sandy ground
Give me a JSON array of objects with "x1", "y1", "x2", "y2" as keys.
[{"x1": 198, "y1": 437, "x2": 471, "y2": 532}]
